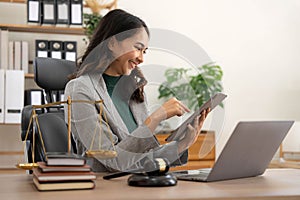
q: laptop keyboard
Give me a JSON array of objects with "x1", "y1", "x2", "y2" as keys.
[{"x1": 171, "y1": 169, "x2": 211, "y2": 181}]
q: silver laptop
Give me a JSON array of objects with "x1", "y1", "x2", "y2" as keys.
[{"x1": 172, "y1": 121, "x2": 294, "y2": 182}]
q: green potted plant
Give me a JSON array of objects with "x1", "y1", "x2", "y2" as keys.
[
  {"x1": 83, "y1": 13, "x2": 102, "y2": 43},
  {"x1": 158, "y1": 63, "x2": 223, "y2": 111}
]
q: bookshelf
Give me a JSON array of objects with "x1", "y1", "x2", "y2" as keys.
[
  {"x1": 25, "y1": 73, "x2": 34, "y2": 78},
  {"x1": 0, "y1": 23, "x2": 84, "y2": 78},
  {"x1": 0, "y1": 24, "x2": 84, "y2": 35},
  {"x1": 0, "y1": 2, "x2": 86, "y2": 167},
  {"x1": 0, "y1": 24, "x2": 83, "y2": 79},
  {"x1": 0, "y1": 0, "x2": 89, "y2": 6},
  {"x1": 0, "y1": 0, "x2": 25, "y2": 3}
]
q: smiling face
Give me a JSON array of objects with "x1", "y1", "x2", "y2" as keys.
[{"x1": 105, "y1": 28, "x2": 149, "y2": 76}]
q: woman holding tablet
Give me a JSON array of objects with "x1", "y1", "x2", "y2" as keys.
[{"x1": 65, "y1": 9, "x2": 209, "y2": 172}]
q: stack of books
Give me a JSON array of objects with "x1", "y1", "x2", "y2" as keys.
[{"x1": 32, "y1": 152, "x2": 96, "y2": 191}]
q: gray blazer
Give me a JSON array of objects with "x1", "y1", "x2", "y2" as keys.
[{"x1": 64, "y1": 72, "x2": 186, "y2": 172}]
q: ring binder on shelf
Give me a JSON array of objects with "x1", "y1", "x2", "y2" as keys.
[
  {"x1": 14, "y1": 41, "x2": 21, "y2": 70},
  {"x1": 70, "y1": 0, "x2": 83, "y2": 25},
  {"x1": 56, "y1": 0, "x2": 70, "y2": 25},
  {"x1": 24, "y1": 89, "x2": 45, "y2": 114},
  {"x1": 4, "y1": 70, "x2": 25, "y2": 124},
  {"x1": 21, "y1": 41, "x2": 29, "y2": 73},
  {"x1": 36, "y1": 40, "x2": 49, "y2": 58},
  {"x1": 0, "y1": 70, "x2": 4, "y2": 123},
  {"x1": 42, "y1": 0, "x2": 56, "y2": 24},
  {"x1": 63, "y1": 41, "x2": 77, "y2": 61},
  {"x1": 27, "y1": 0, "x2": 42, "y2": 24},
  {"x1": 0, "y1": 29, "x2": 8, "y2": 70},
  {"x1": 24, "y1": 89, "x2": 45, "y2": 106},
  {"x1": 49, "y1": 40, "x2": 63, "y2": 59},
  {"x1": 8, "y1": 41, "x2": 14, "y2": 70}
]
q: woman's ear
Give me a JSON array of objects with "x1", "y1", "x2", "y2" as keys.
[{"x1": 108, "y1": 36, "x2": 117, "y2": 52}]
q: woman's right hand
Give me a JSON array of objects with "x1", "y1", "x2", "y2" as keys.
[
  {"x1": 154, "y1": 97, "x2": 191, "y2": 121},
  {"x1": 145, "y1": 98, "x2": 190, "y2": 132}
]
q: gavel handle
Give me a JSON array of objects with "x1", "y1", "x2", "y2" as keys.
[{"x1": 103, "y1": 171, "x2": 131, "y2": 180}]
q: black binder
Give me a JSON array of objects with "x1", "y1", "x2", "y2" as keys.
[
  {"x1": 42, "y1": 0, "x2": 57, "y2": 24},
  {"x1": 24, "y1": 89, "x2": 45, "y2": 106},
  {"x1": 69, "y1": 0, "x2": 83, "y2": 25},
  {"x1": 49, "y1": 40, "x2": 63, "y2": 59},
  {"x1": 24, "y1": 89, "x2": 45, "y2": 114},
  {"x1": 27, "y1": 0, "x2": 42, "y2": 24},
  {"x1": 36, "y1": 40, "x2": 49, "y2": 58},
  {"x1": 63, "y1": 41, "x2": 77, "y2": 61},
  {"x1": 56, "y1": 0, "x2": 70, "y2": 24}
]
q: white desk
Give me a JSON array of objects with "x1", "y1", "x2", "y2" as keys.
[{"x1": 1, "y1": 169, "x2": 300, "y2": 200}]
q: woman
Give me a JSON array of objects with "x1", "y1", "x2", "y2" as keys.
[{"x1": 65, "y1": 9, "x2": 209, "y2": 172}]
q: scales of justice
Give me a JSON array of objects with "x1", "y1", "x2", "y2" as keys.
[{"x1": 16, "y1": 96, "x2": 117, "y2": 170}]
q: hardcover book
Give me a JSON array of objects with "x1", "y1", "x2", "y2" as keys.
[
  {"x1": 38, "y1": 162, "x2": 91, "y2": 172},
  {"x1": 46, "y1": 152, "x2": 86, "y2": 166},
  {"x1": 33, "y1": 177, "x2": 95, "y2": 191},
  {"x1": 32, "y1": 168, "x2": 96, "y2": 182}
]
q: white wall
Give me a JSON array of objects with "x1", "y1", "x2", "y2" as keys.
[
  {"x1": 117, "y1": 0, "x2": 300, "y2": 155},
  {"x1": 1, "y1": 0, "x2": 300, "y2": 156}
]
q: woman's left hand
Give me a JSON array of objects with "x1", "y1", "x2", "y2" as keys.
[{"x1": 177, "y1": 108, "x2": 210, "y2": 153}]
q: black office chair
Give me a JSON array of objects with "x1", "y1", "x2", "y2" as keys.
[
  {"x1": 21, "y1": 57, "x2": 77, "y2": 164},
  {"x1": 34, "y1": 57, "x2": 76, "y2": 104}
]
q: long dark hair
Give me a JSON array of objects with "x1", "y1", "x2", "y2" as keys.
[{"x1": 73, "y1": 9, "x2": 149, "y2": 103}]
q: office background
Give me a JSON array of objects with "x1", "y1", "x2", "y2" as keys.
[{"x1": 0, "y1": 0, "x2": 299, "y2": 162}]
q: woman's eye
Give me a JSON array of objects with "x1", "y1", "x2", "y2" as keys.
[
  {"x1": 135, "y1": 46, "x2": 147, "y2": 54},
  {"x1": 135, "y1": 46, "x2": 142, "y2": 51},
  {"x1": 134, "y1": 45, "x2": 147, "y2": 54}
]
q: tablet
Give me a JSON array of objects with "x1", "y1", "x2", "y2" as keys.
[{"x1": 165, "y1": 92, "x2": 227, "y2": 142}]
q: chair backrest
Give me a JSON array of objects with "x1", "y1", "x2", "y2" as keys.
[
  {"x1": 38, "y1": 112, "x2": 69, "y2": 152},
  {"x1": 34, "y1": 57, "x2": 76, "y2": 103}
]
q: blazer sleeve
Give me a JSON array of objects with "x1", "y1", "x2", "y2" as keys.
[{"x1": 65, "y1": 78, "x2": 183, "y2": 172}]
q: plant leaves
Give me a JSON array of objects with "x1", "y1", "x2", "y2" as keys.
[{"x1": 158, "y1": 63, "x2": 224, "y2": 109}]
